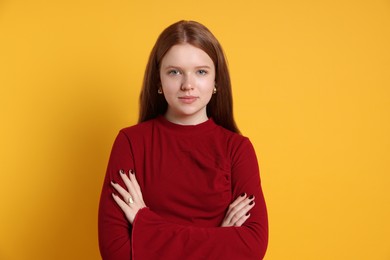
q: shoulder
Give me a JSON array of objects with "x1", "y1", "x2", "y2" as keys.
[
  {"x1": 212, "y1": 124, "x2": 255, "y2": 157},
  {"x1": 119, "y1": 118, "x2": 157, "y2": 138},
  {"x1": 215, "y1": 124, "x2": 251, "y2": 146}
]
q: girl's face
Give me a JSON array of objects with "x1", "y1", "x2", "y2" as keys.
[{"x1": 159, "y1": 43, "x2": 216, "y2": 125}]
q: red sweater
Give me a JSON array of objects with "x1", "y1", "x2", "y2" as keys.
[{"x1": 98, "y1": 116, "x2": 268, "y2": 259}]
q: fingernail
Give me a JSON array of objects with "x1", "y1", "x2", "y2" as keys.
[
  {"x1": 111, "y1": 180, "x2": 116, "y2": 184},
  {"x1": 246, "y1": 212, "x2": 250, "y2": 216},
  {"x1": 130, "y1": 169, "x2": 134, "y2": 174},
  {"x1": 240, "y1": 193, "x2": 246, "y2": 197},
  {"x1": 249, "y1": 201, "x2": 254, "y2": 205},
  {"x1": 119, "y1": 169, "x2": 124, "y2": 174},
  {"x1": 112, "y1": 193, "x2": 117, "y2": 197},
  {"x1": 248, "y1": 195, "x2": 254, "y2": 200}
]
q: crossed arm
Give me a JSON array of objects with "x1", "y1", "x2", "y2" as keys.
[{"x1": 111, "y1": 169, "x2": 256, "y2": 227}]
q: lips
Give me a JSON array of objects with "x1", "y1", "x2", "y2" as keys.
[{"x1": 178, "y1": 96, "x2": 198, "y2": 104}]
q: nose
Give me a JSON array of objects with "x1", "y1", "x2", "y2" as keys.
[{"x1": 180, "y1": 75, "x2": 194, "y2": 91}]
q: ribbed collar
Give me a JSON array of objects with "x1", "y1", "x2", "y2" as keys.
[{"x1": 155, "y1": 115, "x2": 218, "y2": 135}]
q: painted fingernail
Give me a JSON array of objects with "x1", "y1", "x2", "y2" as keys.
[
  {"x1": 112, "y1": 193, "x2": 117, "y2": 197},
  {"x1": 240, "y1": 193, "x2": 246, "y2": 197},
  {"x1": 246, "y1": 212, "x2": 250, "y2": 216},
  {"x1": 248, "y1": 195, "x2": 254, "y2": 200},
  {"x1": 249, "y1": 201, "x2": 254, "y2": 205},
  {"x1": 119, "y1": 169, "x2": 124, "y2": 174},
  {"x1": 111, "y1": 180, "x2": 116, "y2": 185},
  {"x1": 130, "y1": 169, "x2": 134, "y2": 174}
]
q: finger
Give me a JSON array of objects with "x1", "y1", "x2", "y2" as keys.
[
  {"x1": 112, "y1": 193, "x2": 135, "y2": 223},
  {"x1": 128, "y1": 170, "x2": 144, "y2": 202},
  {"x1": 230, "y1": 201, "x2": 255, "y2": 225},
  {"x1": 225, "y1": 197, "x2": 255, "y2": 224},
  {"x1": 230, "y1": 193, "x2": 247, "y2": 207},
  {"x1": 226, "y1": 193, "x2": 247, "y2": 215},
  {"x1": 111, "y1": 181, "x2": 131, "y2": 201},
  {"x1": 112, "y1": 193, "x2": 129, "y2": 212},
  {"x1": 226, "y1": 198, "x2": 250, "y2": 223},
  {"x1": 119, "y1": 169, "x2": 136, "y2": 195},
  {"x1": 234, "y1": 213, "x2": 251, "y2": 227}
]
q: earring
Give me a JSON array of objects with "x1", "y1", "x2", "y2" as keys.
[
  {"x1": 158, "y1": 87, "x2": 163, "y2": 94},
  {"x1": 213, "y1": 87, "x2": 217, "y2": 94}
]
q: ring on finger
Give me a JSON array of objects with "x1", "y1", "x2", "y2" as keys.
[{"x1": 128, "y1": 196, "x2": 134, "y2": 205}]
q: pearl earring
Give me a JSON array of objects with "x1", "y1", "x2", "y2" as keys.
[{"x1": 158, "y1": 87, "x2": 163, "y2": 94}]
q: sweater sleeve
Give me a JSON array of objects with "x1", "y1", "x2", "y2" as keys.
[
  {"x1": 98, "y1": 131, "x2": 134, "y2": 260},
  {"x1": 131, "y1": 138, "x2": 268, "y2": 260}
]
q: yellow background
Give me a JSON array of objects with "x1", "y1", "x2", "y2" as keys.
[{"x1": 1, "y1": 0, "x2": 389, "y2": 259}]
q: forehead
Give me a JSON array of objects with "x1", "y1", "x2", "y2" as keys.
[{"x1": 161, "y1": 44, "x2": 214, "y2": 68}]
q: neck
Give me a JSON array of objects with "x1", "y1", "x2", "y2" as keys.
[{"x1": 164, "y1": 112, "x2": 208, "y2": 126}]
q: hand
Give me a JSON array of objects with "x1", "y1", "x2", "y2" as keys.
[
  {"x1": 111, "y1": 169, "x2": 146, "y2": 224},
  {"x1": 221, "y1": 193, "x2": 255, "y2": 227}
]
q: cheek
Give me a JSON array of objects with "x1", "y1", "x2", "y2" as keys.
[
  {"x1": 197, "y1": 78, "x2": 215, "y2": 92},
  {"x1": 161, "y1": 77, "x2": 181, "y2": 90}
]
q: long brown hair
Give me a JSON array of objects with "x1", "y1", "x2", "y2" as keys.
[{"x1": 138, "y1": 20, "x2": 240, "y2": 134}]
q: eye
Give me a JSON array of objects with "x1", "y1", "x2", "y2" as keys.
[
  {"x1": 168, "y1": 69, "x2": 181, "y2": 75},
  {"x1": 197, "y1": 69, "x2": 208, "y2": 75}
]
